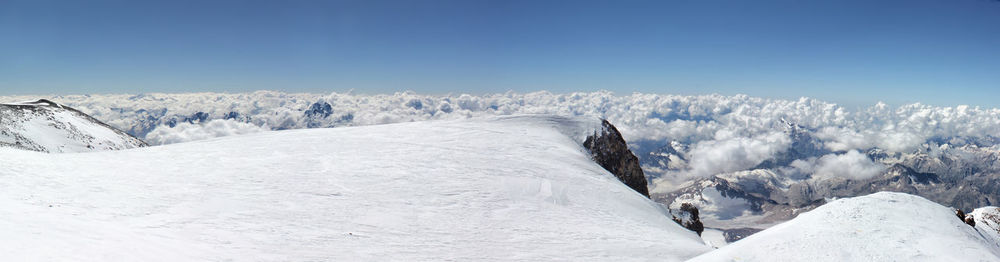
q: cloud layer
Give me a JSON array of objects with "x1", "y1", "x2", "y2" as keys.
[
  {"x1": 4, "y1": 90, "x2": 1000, "y2": 181},
  {"x1": 783, "y1": 150, "x2": 887, "y2": 180},
  {"x1": 686, "y1": 132, "x2": 791, "y2": 178},
  {"x1": 145, "y1": 119, "x2": 269, "y2": 145}
]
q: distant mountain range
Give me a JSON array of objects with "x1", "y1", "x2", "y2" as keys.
[{"x1": 641, "y1": 118, "x2": 1000, "y2": 240}]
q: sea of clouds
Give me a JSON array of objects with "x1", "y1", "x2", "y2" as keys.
[{"x1": 4, "y1": 90, "x2": 1000, "y2": 182}]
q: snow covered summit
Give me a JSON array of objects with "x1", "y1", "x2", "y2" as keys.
[
  {"x1": 0, "y1": 99, "x2": 147, "y2": 153},
  {"x1": 0, "y1": 115, "x2": 709, "y2": 261},
  {"x1": 690, "y1": 192, "x2": 1000, "y2": 261}
]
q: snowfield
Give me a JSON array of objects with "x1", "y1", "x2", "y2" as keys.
[
  {"x1": 690, "y1": 192, "x2": 1000, "y2": 262},
  {"x1": 0, "y1": 115, "x2": 710, "y2": 261}
]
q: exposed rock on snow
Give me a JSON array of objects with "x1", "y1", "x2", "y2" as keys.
[
  {"x1": 671, "y1": 203, "x2": 705, "y2": 236},
  {"x1": 957, "y1": 209, "x2": 977, "y2": 227},
  {"x1": 0, "y1": 99, "x2": 147, "y2": 153},
  {"x1": 721, "y1": 227, "x2": 761, "y2": 242},
  {"x1": 584, "y1": 119, "x2": 650, "y2": 197}
]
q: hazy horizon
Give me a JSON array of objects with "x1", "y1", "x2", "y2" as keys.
[
  {"x1": 3, "y1": 0, "x2": 999, "y2": 106},
  {"x1": 2, "y1": 89, "x2": 997, "y2": 110}
]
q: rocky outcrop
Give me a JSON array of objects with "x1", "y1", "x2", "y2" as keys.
[
  {"x1": 583, "y1": 119, "x2": 650, "y2": 198},
  {"x1": 957, "y1": 209, "x2": 976, "y2": 227},
  {"x1": 723, "y1": 228, "x2": 762, "y2": 242},
  {"x1": 672, "y1": 203, "x2": 705, "y2": 236},
  {"x1": 305, "y1": 101, "x2": 333, "y2": 118}
]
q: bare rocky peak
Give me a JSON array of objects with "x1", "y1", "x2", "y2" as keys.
[{"x1": 583, "y1": 119, "x2": 650, "y2": 198}]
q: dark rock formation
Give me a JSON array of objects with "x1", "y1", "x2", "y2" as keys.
[
  {"x1": 957, "y1": 209, "x2": 976, "y2": 227},
  {"x1": 723, "y1": 228, "x2": 762, "y2": 242},
  {"x1": 966, "y1": 214, "x2": 977, "y2": 227},
  {"x1": 584, "y1": 119, "x2": 650, "y2": 198},
  {"x1": 184, "y1": 112, "x2": 210, "y2": 124},
  {"x1": 305, "y1": 101, "x2": 335, "y2": 128},
  {"x1": 672, "y1": 203, "x2": 705, "y2": 236},
  {"x1": 305, "y1": 101, "x2": 333, "y2": 118}
]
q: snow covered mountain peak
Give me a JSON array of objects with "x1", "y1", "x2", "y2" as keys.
[
  {"x1": 692, "y1": 192, "x2": 1000, "y2": 261},
  {"x1": 0, "y1": 99, "x2": 147, "y2": 153}
]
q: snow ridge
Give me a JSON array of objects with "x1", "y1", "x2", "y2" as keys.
[
  {"x1": 0, "y1": 100, "x2": 147, "y2": 153},
  {"x1": 691, "y1": 192, "x2": 1000, "y2": 261}
]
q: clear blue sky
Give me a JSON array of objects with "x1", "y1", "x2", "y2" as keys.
[{"x1": 2, "y1": 0, "x2": 999, "y2": 107}]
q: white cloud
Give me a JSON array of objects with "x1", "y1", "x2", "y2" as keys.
[
  {"x1": 811, "y1": 150, "x2": 886, "y2": 180},
  {"x1": 145, "y1": 119, "x2": 268, "y2": 145},
  {"x1": 2, "y1": 90, "x2": 999, "y2": 158},
  {"x1": 685, "y1": 132, "x2": 791, "y2": 178},
  {"x1": 15, "y1": 90, "x2": 1000, "y2": 190},
  {"x1": 814, "y1": 127, "x2": 872, "y2": 152}
]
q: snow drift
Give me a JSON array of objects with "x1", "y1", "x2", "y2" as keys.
[
  {"x1": 0, "y1": 115, "x2": 709, "y2": 261},
  {"x1": 690, "y1": 192, "x2": 1000, "y2": 261}
]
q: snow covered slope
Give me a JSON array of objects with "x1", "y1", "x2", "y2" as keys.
[
  {"x1": 0, "y1": 99, "x2": 147, "y2": 152},
  {"x1": 0, "y1": 115, "x2": 709, "y2": 261},
  {"x1": 690, "y1": 192, "x2": 1000, "y2": 262},
  {"x1": 972, "y1": 207, "x2": 1000, "y2": 246}
]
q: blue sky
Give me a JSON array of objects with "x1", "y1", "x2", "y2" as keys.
[{"x1": 2, "y1": 0, "x2": 999, "y2": 107}]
